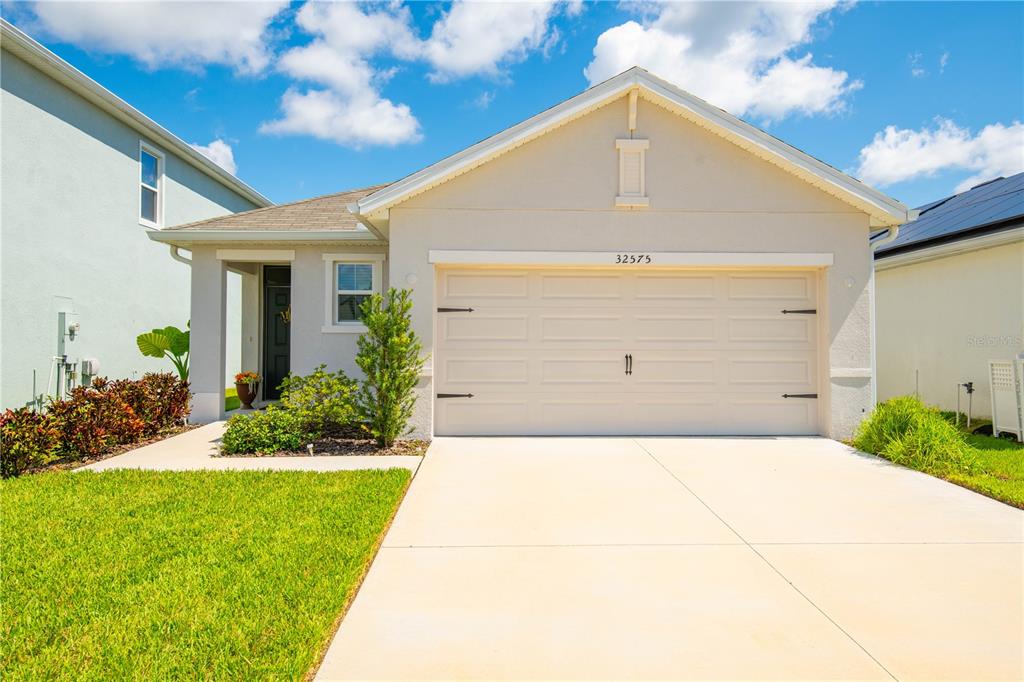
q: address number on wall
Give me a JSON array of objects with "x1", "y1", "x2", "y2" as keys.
[{"x1": 615, "y1": 253, "x2": 653, "y2": 264}]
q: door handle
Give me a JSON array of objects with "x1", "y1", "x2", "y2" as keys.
[
  {"x1": 624, "y1": 354, "x2": 629, "y2": 375},
  {"x1": 624, "y1": 353, "x2": 633, "y2": 376}
]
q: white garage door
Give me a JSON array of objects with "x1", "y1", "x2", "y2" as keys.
[{"x1": 434, "y1": 267, "x2": 820, "y2": 436}]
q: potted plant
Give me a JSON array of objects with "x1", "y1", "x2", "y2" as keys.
[{"x1": 234, "y1": 371, "x2": 260, "y2": 409}]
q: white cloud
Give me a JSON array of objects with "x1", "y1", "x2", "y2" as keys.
[
  {"x1": 25, "y1": 1, "x2": 288, "y2": 74},
  {"x1": 584, "y1": 1, "x2": 860, "y2": 121},
  {"x1": 939, "y1": 51, "x2": 950, "y2": 74},
  {"x1": 909, "y1": 52, "x2": 925, "y2": 78},
  {"x1": 855, "y1": 118, "x2": 1024, "y2": 192},
  {"x1": 421, "y1": 1, "x2": 558, "y2": 82},
  {"x1": 260, "y1": 2, "x2": 421, "y2": 147},
  {"x1": 190, "y1": 139, "x2": 237, "y2": 175}
]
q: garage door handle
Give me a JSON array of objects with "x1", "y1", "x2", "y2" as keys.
[
  {"x1": 437, "y1": 307, "x2": 474, "y2": 313},
  {"x1": 437, "y1": 393, "x2": 474, "y2": 399},
  {"x1": 625, "y1": 354, "x2": 632, "y2": 375},
  {"x1": 782, "y1": 393, "x2": 818, "y2": 399},
  {"x1": 781, "y1": 309, "x2": 816, "y2": 314}
]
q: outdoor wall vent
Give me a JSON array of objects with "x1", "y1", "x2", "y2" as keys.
[{"x1": 615, "y1": 138, "x2": 649, "y2": 207}]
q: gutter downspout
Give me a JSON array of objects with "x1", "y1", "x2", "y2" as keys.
[{"x1": 168, "y1": 245, "x2": 192, "y2": 266}]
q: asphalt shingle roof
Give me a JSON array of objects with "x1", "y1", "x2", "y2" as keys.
[
  {"x1": 875, "y1": 172, "x2": 1024, "y2": 255},
  {"x1": 165, "y1": 185, "x2": 389, "y2": 231}
]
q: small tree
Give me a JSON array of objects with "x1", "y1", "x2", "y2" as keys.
[
  {"x1": 136, "y1": 323, "x2": 189, "y2": 381},
  {"x1": 355, "y1": 289, "x2": 426, "y2": 447}
]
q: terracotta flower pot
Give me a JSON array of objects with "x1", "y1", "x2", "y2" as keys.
[{"x1": 235, "y1": 381, "x2": 259, "y2": 409}]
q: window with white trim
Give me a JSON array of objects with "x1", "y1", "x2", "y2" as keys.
[
  {"x1": 323, "y1": 254, "x2": 384, "y2": 330},
  {"x1": 139, "y1": 144, "x2": 163, "y2": 226}
]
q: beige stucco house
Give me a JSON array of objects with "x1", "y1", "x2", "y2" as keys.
[
  {"x1": 150, "y1": 68, "x2": 914, "y2": 440},
  {"x1": 876, "y1": 173, "x2": 1024, "y2": 420}
]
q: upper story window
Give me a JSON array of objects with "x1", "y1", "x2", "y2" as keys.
[
  {"x1": 322, "y1": 253, "x2": 385, "y2": 333},
  {"x1": 139, "y1": 144, "x2": 164, "y2": 227}
]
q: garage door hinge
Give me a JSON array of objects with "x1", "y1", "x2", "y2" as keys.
[
  {"x1": 782, "y1": 393, "x2": 818, "y2": 399},
  {"x1": 437, "y1": 307, "x2": 474, "y2": 313},
  {"x1": 781, "y1": 309, "x2": 817, "y2": 314},
  {"x1": 437, "y1": 393, "x2": 474, "y2": 399}
]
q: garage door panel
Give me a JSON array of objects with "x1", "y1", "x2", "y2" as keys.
[
  {"x1": 441, "y1": 271, "x2": 529, "y2": 299},
  {"x1": 540, "y1": 315, "x2": 624, "y2": 342},
  {"x1": 441, "y1": 314, "x2": 529, "y2": 344},
  {"x1": 435, "y1": 267, "x2": 821, "y2": 436},
  {"x1": 727, "y1": 274, "x2": 815, "y2": 302}
]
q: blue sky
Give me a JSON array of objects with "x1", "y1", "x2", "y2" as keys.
[{"x1": 5, "y1": 1, "x2": 1022, "y2": 208}]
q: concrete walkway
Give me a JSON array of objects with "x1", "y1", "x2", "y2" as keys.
[
  {"x1": 317, "y1": 437, "x2": 1023, "y2": 681},
  {"x1": 81, "y1": 422, "x2": 421, "y2": 473}
]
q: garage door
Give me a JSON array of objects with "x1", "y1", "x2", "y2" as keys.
[{"x1": 434, "y1": 267, "x2": 820, "y2": 436}]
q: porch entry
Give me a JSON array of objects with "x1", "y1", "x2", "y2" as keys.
[{"x1": 262, "y1": 265, "x2": 291, "y2": 400}]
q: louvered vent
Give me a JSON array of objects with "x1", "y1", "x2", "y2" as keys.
[{"x1": 615, "y1": 139, "x2": 649, "y2": 207}]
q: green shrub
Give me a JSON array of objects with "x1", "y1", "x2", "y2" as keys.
[
  {"x1": 220, "y1": 406, "x2": 311, "y2": 455},
  {"x1": 0, "y1": 409, "x2": 61, "y2": 478},
  {"x1": 355, "y1": 289, "x2": 427, "y2": 447},
  {"x1": 854, "y1": 395, "x2": 976, "y2": 475},
  {"x1": 99, "y1": 373, "x2": 190, "y2": 435},
  {"x1": 279, "y1": 365, "x2": 357, "y2": 435}
]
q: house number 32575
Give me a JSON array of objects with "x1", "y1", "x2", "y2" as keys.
[{"x1": 615, "y1": 254, "x2": 652, "y2": 264}]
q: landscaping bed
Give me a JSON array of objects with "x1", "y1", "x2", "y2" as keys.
[
  {"x1": 0, "y1": 468, "x2": 411, "y2": 680},
  {"x1": 28, "y1": 423, "x2": 199, "y2": 473},
  {"x1": 220, "y1": 423, "x2": 428, "y2": 457},
  {"x1": 854, "y1": 396, "x2": 1023, "y2": 509}
]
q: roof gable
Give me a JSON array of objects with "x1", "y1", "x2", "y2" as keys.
[{"x1": 354, "y1": 67, "x2": 912, "y2": 227}]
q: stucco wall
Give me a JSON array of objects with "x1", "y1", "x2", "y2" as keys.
[
  {"x1": 389, "y1": 96, "x2": 876, "y2": 439},
  {"x1": 876, "y1": 239, "x2": 1024, "y2": 417},
  {"x1": 0, "y1": 50, "x2": 258, "y2": 408}
]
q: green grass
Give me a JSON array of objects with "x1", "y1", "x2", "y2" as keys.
[
  {"x1": 946, "y1": 433, "x2": 1024, "y2": 509},
  {"x1": 224, "y1": 387, "x2": 240, "y2": 412},
  {"x1": 1, "y1": 469, "x2": 411, "y2": 680}
]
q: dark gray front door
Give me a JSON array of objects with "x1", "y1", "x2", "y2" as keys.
[{"x1": 262, "y1": 266, "x2": 291, "y2": 400}]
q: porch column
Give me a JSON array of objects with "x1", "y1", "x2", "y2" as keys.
[{"x1": 189, "y1": 247, "x2": 227, "y2": 423}]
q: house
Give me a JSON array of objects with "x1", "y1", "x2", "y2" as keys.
[
  {"x1": 875, "y1": 173, "x2": 1024, "y2": 418},
  {"x1": 0, "y1": 20, "x2": 271, "y2": 409},
  {"x1": 151, "y1": 67, "x2": 914, "y2": 439}
]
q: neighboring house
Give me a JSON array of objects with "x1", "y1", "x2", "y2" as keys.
[
  {"x1": 875, "y1": 173, "x2": 1024, "y2": 418},
  {"x1": 152, "y1": 67, "x2": 913, "y2": 439},
  {"x1": 0, "y1": 20, "x2": 271, "y2": 409}
]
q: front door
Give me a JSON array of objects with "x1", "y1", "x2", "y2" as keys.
[{"x1": 262, "y1": 266, "x2": 291, "y2": 400}]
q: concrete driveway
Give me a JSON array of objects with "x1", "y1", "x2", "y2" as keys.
[{"x1": 316, "y1": 437, "x2": 1023, "y2": 681}]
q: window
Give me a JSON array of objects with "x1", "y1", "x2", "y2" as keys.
[
  {"x1": 139, "y1": 144, "x2": 163, "y2": 226},
  {"x1": 323, "y1": 253, "x2": 384, "y2": 332}
]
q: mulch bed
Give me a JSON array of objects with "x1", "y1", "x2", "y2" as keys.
[
  {"x1": 220, "y1": 424, "x2": 429, "y2": 458},
  {"x1": 30, "y1": 424, "x2": 200, "y2": 474}
]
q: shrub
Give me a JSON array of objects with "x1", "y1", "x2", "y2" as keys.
[
  {"x1": 279, "y1": 365, "x2": 357, "y2": 435},
  {"x1": 854, "y1": 395, "x2": 976, "y2": 475},
  {"x1": 47, "y1": 385, "x2": 146, "y2": 457},
  {"x1": 221, "y1": 406, "x2": 311, "y2": 455},
  {"x1": 355, "y1": 289, "x2": 427, "y2": 447},
  {"x1": 0, "y1": 409, "x2": 61, "y2": 478},
  {"x1": 100, "y1": 374, "x2": 190, "y2": 435}
]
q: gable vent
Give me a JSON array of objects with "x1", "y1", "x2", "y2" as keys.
[{"x1": 615, "y1": 138, "x2": 649, "y2": 207}]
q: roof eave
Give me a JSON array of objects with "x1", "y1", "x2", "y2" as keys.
[
  {"x1": 147, "y1": 229, "x2": 383, "y2": 246},
  {"x1": 353, "y1": 67, "x2": 911, "y2": 226},
  {"x1": 0, "y1": 19, "x2": 271, "y2": 208}
]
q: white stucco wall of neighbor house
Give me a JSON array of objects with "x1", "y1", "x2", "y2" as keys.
[
  {"x1": 877, "y1": 239, "x2": 1024, "y2": 418},
  {"x1": 0, "y1": 50, "x2": 258, "y2": 409},
  {"x1": 387, "y1": 96, "x2": 877, "y2": 439}
]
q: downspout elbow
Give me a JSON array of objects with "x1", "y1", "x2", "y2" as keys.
[{"x1": 169, "y1": 245, "x2": 192, "y2": 266}]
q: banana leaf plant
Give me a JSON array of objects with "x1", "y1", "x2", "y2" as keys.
[{"x1": 136, "y1": 323, "x2": 190, "y2": 381}]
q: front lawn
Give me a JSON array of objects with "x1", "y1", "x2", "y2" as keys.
[
  {"x1": 947, "y1": 433, "x2": 1024, "y2": 509},
  {"x1": 225, "y1": 386, "x2": 240, "y2": 411},
  {"x1": 1, "y1": 469, "x2": 410, "y2": 680}
]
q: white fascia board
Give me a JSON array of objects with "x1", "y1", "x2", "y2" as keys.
[
  {"x1": 355, "y1": 67, "x2": 910, "y2": 226},
  {"x1": 875, "y1": 226, "x2": 1024, "y2": 271},
  {"x1": 147, "y1": 229, "x2": 382, "y2": 244},
  {"x1": 0, "y1": 19, "x2": 271, "y2": 208},
  {"x1": 428, "y1": 250, "x2": 834, "y2": 268}
]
